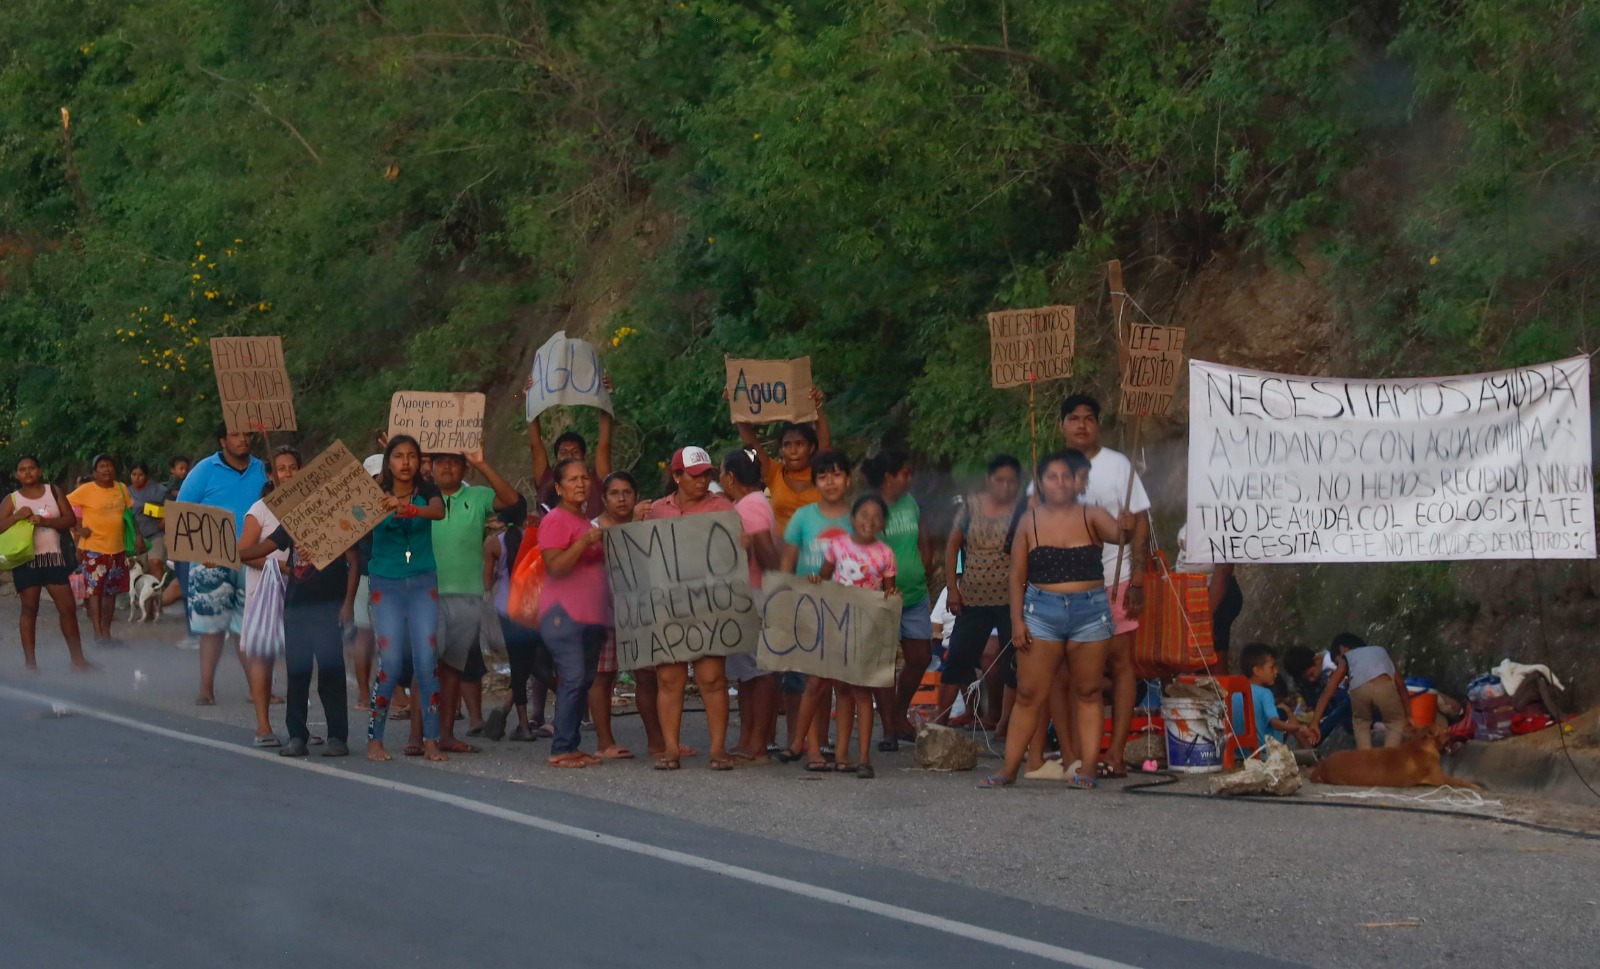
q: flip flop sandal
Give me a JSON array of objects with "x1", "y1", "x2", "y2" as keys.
[
  {"x1": 876, "y1": 739, "x2": 900, "y2": 753},
  {"x1": 391, "y1": 708, "x2": 412, "y2": 721},
  {"x1": 728, "y1": 751, "x2": 755, "y2": 762},
  {"x1": 403, "y1": 744, "x2": 424, "y2": 757},
  {"x1": 509, "y1": 726, "x2": 535, "y2": 742},
  {"x1": 465, "y1": 726, "x2": 485, "y2": 738},
  {"x1": 253, "y1": 735, "x2": 282, "y2": 748},
  {"x1": 599, "y1": 746, "x2": 635, "y2": 760},
  {"x1": 834, "y1": 762, "x2": 858, "y2": 773},
  {"x1": 1067, "y1": 772, "x2": 1099, "y2": 790},
  {"x1": 805, "y1": 761, "x2": 832, "y2": 772},
  {"x1": 775, "y1": 748, "x2": 806, "y2": 764},
  {"x1": 548, "y1": 754, "x2": 589, "y2": 769},
  {"x1": 856, "y1": 764, "x2": 876, "y2": 779},
  {"x1": 437, "y1": 741, "x2": 480, "y2": 754},
  {"x1": 709, "y1": 757, "x2": 736, "y2": 771},
  {"x1": 1095, "y1": 761, "x2": 1128, "y2": 780},
  {"x1": 653, "y1": 757, "x2": 681, "y2": 771},
  {"x1": 977, "y1": 773, "x2": 1015, "y2": 789}
]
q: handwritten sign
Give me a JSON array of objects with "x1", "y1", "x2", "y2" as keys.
[
  {"x1": 725, "y1": 357, "x2": 817, "y2": 423},
  {"x1": 210, "y1": 336, "x2": 296, "y2": 433},
  {"x1": 988, "y1": 305, "x2": 1075, "y2": 388},
  {"x1": 388, "y1": 392, "x2": 485, "y2": 454},
  {"x1": 1187, "y1": 357, "x2": 1595, "y2": 563},
  {"x1": 604, "y1": 512, "x2": 759, "y2": 670},
  {"x1": 163, "y1": 501, "x2": 240, "y2": 568},
  {"x1": 757, "y1": 573, "x2": 902, "y2": 687},
  {"x1": 524, "y1": 330, "x2": 612, "y2": 420},
  {"x1": 1122, "y1": 324, "x2": 1186, "y2": 417},
  {"x1": 264, "y1": 441, "x2": 388, "y2": 570}
]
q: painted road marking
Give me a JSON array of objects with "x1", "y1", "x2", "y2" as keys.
[{"x1": 1, "y1": 684, "x2": 1142, "y2": 969}]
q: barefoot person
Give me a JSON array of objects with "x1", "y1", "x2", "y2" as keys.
[
  {"x1": 366, "y1": 435, "x2": 448, "y2": 763},
  {"x1": 67, "y1": 454, "x2": 142, "y2": 645},
  {"x1": 1, "y1": 457, "x2": 93, "y2": 671},
  {"x1": 424, "y1": 449, "x2": 520, "y2": 754},
  {"x1": 815, "y1": 494, "x2": 899, "y2": 779},
  {"x1": 863, "y1": 450, "x2": 935, "y2": 750},
  {"x1": 646, "y1": 446, "x2": 737, "y2": 771},
  {"x1": 982, "y1": 450, "x2": 1132, "y2": 790},
  {"x1": 538, "y1": 458, "x2": 610, "y2": 769},
  {"x1": 720, "y1": 450, "x2": 780, "y2": 764},
  {"x1": 590, "y1": 471, "x2": 644, "y2": 760},
  {"x1": 774, "y1": 450, "x2": 854, "y2": 771},
  {"x1": 1059, "y1": 393, "x2": 1149, "y2": 778},
  {"x1": 238, "y1": 446, "x2": 302, "y2": 747},
  {"x1": 177, "y1": 424, "x2": 269, "y2": 704}
]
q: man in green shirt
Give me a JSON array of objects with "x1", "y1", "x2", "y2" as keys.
[{"x1": 413, "y1": 448, "x2": 520, "y2": 753}]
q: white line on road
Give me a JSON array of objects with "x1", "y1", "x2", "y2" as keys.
[{"x1": 1, "y1": 684, "x2": 1143, "y2": 969}]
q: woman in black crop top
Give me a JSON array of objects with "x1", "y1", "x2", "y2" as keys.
[{"x1": 979, "y1": 450, "x2": 1132, "y2": 790}]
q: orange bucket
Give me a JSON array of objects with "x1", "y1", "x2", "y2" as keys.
[{"x1": 1409, "y1": 690, "x2": 1438, "y2": 728}]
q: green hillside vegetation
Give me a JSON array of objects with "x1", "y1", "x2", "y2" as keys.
[{"x1": 2, "y1": 0, "x2": 1597, "y2": 473}]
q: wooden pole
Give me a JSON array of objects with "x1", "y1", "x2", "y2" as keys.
[{"x1": 1110, "y1": 413, "x2": 1143, "y2": 606}]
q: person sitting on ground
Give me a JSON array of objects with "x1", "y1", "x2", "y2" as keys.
[
  {"x1": 1232, "y1": 643, "x2": 1316, "y2": 757},
  {"x1": 1311, "y1": 633, "x2": 1410, "y2": 750},
  {"x1": 1283, "y1": 644, "x2": 1348, "y2": 743}
]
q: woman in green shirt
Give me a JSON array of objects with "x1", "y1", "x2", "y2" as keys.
[{"x1": 864, "y1": 450, "x2": 935, "y2": 750}]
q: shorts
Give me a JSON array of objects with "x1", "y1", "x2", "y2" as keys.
[
  {"x1": 781, "y1": 672, "x2": 807, "y2": 695},
  {"x1": 139, "y1": 534, "x2": 167, "y2": 565},
  {"x1": 81, "y1": 551, "x2": 131, "y2": 597},
  {"x1": 1022, "y1": 585, "x2": 1114, "y2": 644},
  {"x1": 595, "y1": 627, "x2": 618, "y2": 675},
  {"x1": 899, "y1": 598, "x2": 933, "y2": 641},
  {"x1": 436, "y1": 594, "x2": 484, "y2": 676},
  {"x1": 187, "y1": 564, "x2": 245, "y2": 636},
  {"x1": 13, "y1": 558, "x2": 73, "y2": 593},
  {"x1": 940, "y1": 604, "x2": 1012, "y2": 687},
  {"x1": 724, "y1": 651, "x2": 769, "y2": 683},
  {"x1": 353, "y1": 575, "x2": 373, "y2": 630},
  {"x1": 1108, "y1": 580, "x2": 1140, "y2": 637}
]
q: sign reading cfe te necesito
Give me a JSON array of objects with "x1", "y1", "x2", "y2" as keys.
[{"x1": 1187, "y1": 357, "x2": 1595, "y2": 564}]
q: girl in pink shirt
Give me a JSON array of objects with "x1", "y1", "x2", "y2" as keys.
[{"x1": 815, "y1": 494, "x2": 897, "y2": 778}]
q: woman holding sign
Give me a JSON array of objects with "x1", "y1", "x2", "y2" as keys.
[
  {"x1": 238, "y1": 446, "x2": 302, "y2": 748},
  {"x1": 981, "y1": 450, "x2": 1134, "y2": 790},
  {"x1": 1, "y1": 457, "x2": 93, "y2": 671},
  {"x1": 366, "y1": 435, "x2": 449, "y2": 763},
  {"x1": 733, "y1": 387, "x2": 830, "y2": 536},
  {"x1": 646, "y1": 446, "x2": 737, "y2": 771}
]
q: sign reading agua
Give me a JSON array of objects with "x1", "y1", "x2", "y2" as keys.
[
  {"x1": 725, "y1": 357, "x2": 817, "y2": 423},
  {"x1": 1187, "y1": 357, "x2": 1595, "y2": 564},
  {"x1": 524, "y1": 331, "x2": 612, "y2": 420}
]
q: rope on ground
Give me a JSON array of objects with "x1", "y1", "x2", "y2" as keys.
[{"x1": 1317, "y1": 785, "x2": 1502, "y2": 810}]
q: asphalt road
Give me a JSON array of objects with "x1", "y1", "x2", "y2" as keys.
[{"x1": 0, "y1": 686, "x2": 1289, "y2": 969}]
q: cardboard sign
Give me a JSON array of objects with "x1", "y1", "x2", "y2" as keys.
[
  {"x1": 603, "y1": 512, "x2": 760, "y2": 670},
  {"x1": 757, "y1": 572, "x2": 902, "y2": 688},
  {"x1": 387, "y1": 392, "x2": 485, "y2": 455},
  {"x1": 725, "y1": 357, "x2": 818, "y2": 423},
  {"x1": 1121, "y1": 323, "x2": 1186, "y2": 417},
  {"x1": 210, "y1": 336, "x2": 296, "y2": 433},
  {"x1": 987, "y1": 305, "x2": 1075, "y2": 388},
  {"x1": 1188, "y1": 357, "x2": 1596, "y2": 564},
  {"x1": 524, "y1": 330, "x2": 612, "y2": 420},
  {"x1": 162, "y1": 501, "x2": 240, "y2": 568},
  {"x1": 263, "y1": 440, "x2": 389, "y2": 570}
]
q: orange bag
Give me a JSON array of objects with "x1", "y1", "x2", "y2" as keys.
[
  {"x1": 1130, "y1": 551, "x2": 1217, "y2": 679},
  {"x1": 506, "y1": 522, "x2": 545, "y2": 629}
]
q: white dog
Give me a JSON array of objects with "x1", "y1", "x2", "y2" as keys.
[{"x1": 128, "y1": 560, "x2": 163, "y2": 623}]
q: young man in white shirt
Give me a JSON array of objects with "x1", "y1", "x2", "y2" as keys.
[{"x1": 1059, "y1": 393, "x2": 1149, "y2": 778}]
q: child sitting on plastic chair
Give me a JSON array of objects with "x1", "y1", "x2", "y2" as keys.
[{"x1": 1233, "y1": 643, "x2": 1316, "y2": 760}]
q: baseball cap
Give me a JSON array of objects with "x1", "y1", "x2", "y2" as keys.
[
  {"x1": 670, "y1": 446, "x2": 715, "y2": 476},
  {"x1": 363, "y1": 454, "x2": 385, "y2": 477}
]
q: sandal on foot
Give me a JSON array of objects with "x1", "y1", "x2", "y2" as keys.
[
  {"x1": 876, "y1": 739, "x2": 900, "y2": 753},
  {"x1": 977, "y1": 773, "x2": 1014, "y2": 789},
  {"x1": 1067, "y1": 772, "x2": 1099, "y2": 790},
  {"x1": 252, "y1": 734, "x2": 282, "y2": 749},
  {"x1": 653, "y1": 757, "x2": 681, "y2": 771},
  {"x1": 390, "y1": 708, "x2": 412, "y2": 721},
  {"x1": 856, "y1": 764, "x2": 876, "y2": 779},
  {"x1": 548, "y1": 753, "x2": 589, "y2": 769},
  {"x1": 709, "y1": 757, "x2": 736, "y2": 771},
  {"x1": 834, "y1": 762, "x2": 858, "y2": 773},
  {"x1": 775, "y1": 748, "x2": 806, "y2": 764},
  {"x1": 403, "y1": 744, "x2": 424, "y2": 757},
  {"x1": 805, "y1": 760, "x2": 832, "y2": 773},
  {"x1": 598, "y1": 745, "x2": 635, "y2": 760},
  {"x1": 437, "y1": 741, "x2": 480, "y2": 754},
  {"x1": 1095, "y1": 761, "x2": 1128, "y2": 780}
]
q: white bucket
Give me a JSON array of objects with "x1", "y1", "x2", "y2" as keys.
[{"x1": 1161, "y1": 697, "x2": 1225, "y2": 773}]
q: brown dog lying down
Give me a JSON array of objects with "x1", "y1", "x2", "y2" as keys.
[{"x1": 1309, "y1": 724, "x2": 1482, "y2": 790}]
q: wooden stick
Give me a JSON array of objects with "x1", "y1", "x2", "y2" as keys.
[
  {"x1": 1028, "y1": 377, "x2": 1038, "y2": 489},
  {"x1": 1110, "y1": 414, "x2": 1143, "y2": 605},
  {"x1": 1107, "y1": 259, "x2": 1129, "y2": 376}
]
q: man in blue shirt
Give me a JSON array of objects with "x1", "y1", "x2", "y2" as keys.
[{"x1": 177, "y1": 422, "x2": 268, "y2": 706}]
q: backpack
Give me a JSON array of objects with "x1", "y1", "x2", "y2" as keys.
[{"x1": 505, "y1": 521, "x2": 545, "y2": 628}]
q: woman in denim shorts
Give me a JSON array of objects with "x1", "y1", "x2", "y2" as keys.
[{"x1": 981, "y1": 450, "x2": 1133, "y2": 790}]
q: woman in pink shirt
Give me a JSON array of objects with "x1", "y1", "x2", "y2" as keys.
[
  {"x1": 538, "y1": 458, "x2": 610, "y2": 768},
  {"x1": 646, "y1": 446, "x2": 735, "y2": 770}
]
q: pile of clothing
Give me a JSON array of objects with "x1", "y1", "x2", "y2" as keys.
[{"x1": 1461, "y1": 660, "x2": 1570, "y2": 741}]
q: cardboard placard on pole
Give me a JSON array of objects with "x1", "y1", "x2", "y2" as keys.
[
  {"x1": 263, "y1": 440, "x2": 389, "y2": 570},
  {"x1": 756, "y1": 572, "x2": 902, "y2": 688},
  {"x1": 987, "y1": 305, "x2": 1075, "y2": 388},
  {"x1": 163, "y1": 501, "x2": 240, "y2": 568},
  {"x1": 1120, "y1": 323, "x2": 1186, "y2": 417},
  {"x1": 387, "y1": 392, "x2": 486, "y2": 455},
  {"x1": 524, "y1": 330, "x2": 612, "y2": 420},
  {"x1": 603, "y1": 512, "x2": 760, "y2": 670},
  {"x1": 210, "y1": 336, "x2": 296, "y2": 433},
  {"x1": 725, "y1": 357, "x2": 818, "y2": 423}
]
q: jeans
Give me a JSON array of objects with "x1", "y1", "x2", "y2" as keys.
[
  {"x1": 1022, "y1": 585, "x2": 1114, "y2": 643},
  {"x1": 284, "y1": 600, "x2": 348, "y2": 743},
  {"x1": 538, "y1": 605, "x2": 601, "y2": 755},
  {"x1": 368, "y1": 574, "x2": 442, "y2": 743}
]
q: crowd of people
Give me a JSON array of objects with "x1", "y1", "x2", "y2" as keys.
[{"x1": 3, "y1": 380, "x2": 1404, "y2": 784}]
